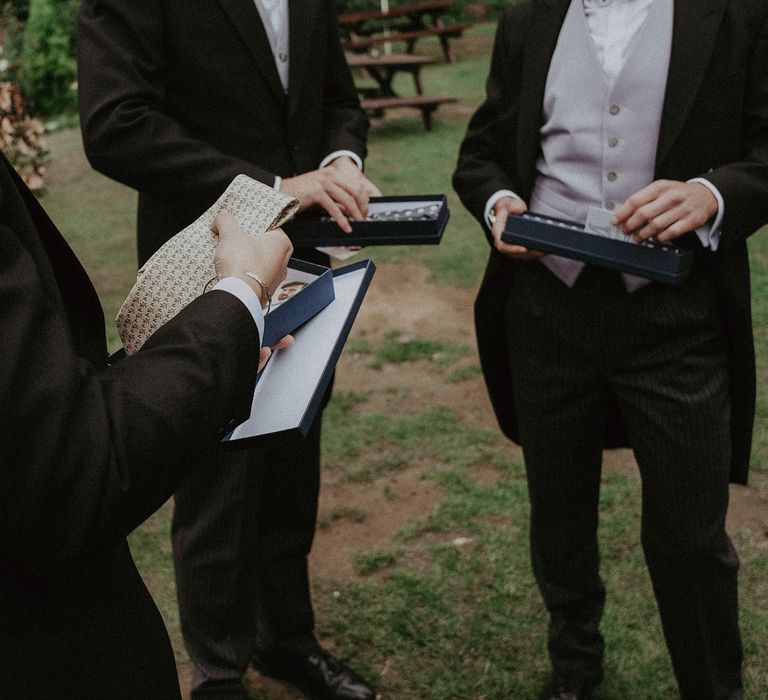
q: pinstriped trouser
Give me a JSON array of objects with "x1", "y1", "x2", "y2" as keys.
[
  {"x1": 503, "y1": 261, "x2": 742, "y2": 699},
  {"x1": 171, "y1": 417, "x2": 322, "y2": 696}
]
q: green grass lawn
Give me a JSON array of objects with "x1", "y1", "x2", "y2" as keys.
[{"x1": 38, "y1": 22, "x2": 768, "y2": 699}]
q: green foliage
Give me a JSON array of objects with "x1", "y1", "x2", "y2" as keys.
[
  {"x1": 1, "y1": 4, "x2": 26, "y2": 82},
  {"x1": 19, "y1": 0, "x2": 78, "y2": 116},
  {"x1": 4, "y1": 0, "x2": 29, "y2": 19},
  {"x1": 0, "y1": 82, "x2": 48, "y2": 189}
]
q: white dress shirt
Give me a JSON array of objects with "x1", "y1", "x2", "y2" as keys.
[
  {"x1": 485, "y1": 0, "x2": 723, "y2": 251},
  {"x1": 251, "y1": 0, "x2": 363, "y2": 189},
  {"x1": 214, "y1": 276, "x2": 265, "y2": 345}
]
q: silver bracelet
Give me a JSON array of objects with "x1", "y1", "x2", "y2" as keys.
[
  {"x1": 244, "y1": 272, "x2": 273, "y2": 314},
  {"x1": 203, "y1": 274, "x2": 222, "y2": 293}
]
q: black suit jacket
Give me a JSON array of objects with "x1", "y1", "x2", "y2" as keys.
[
  {"x1": 453, "y1": 0, "x2": 768, "y2": 484},
  {"x1": 77, "y1": 0, "x2": 369, "y2": 264},
  {"x1": 0, "y1": 155, "x2": 261, "y2": 698}
]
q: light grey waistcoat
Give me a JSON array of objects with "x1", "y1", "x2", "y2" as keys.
[
  {"x1": 254, "y1": 0, "x2": 290, "y2": 92},
  {"x1": 531, "y1": 0, "x2": 673, "y2": 290}
]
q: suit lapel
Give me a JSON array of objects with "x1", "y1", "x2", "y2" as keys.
[
  {"x1": 1, "y1": 156, "x2": 107, "y2": 361},
  {"x1": 217, "y1": 0, "x2": 286, "y2": 102},
  {"x1": 517, "y1": 0, "x2": 570, "y2": 193},
  {"x1": 287, "y1": 0, "x2": 317, "y2": 117},
  {"x1": 656, "y1": 0, "x2": 728, "y2": 167}
]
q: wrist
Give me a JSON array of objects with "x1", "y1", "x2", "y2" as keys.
[
  {"x1": 242, "y1": 272, "x2": 273, "y2": 312},
  {"x1": 210, "y1": 272, "x2": 273, "y2": 311}
]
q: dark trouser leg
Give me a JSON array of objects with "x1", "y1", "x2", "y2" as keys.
[
  {"x1": 172, "y1": 448, "x2": 262, "y2": 696},
  {"x1": 504, "y1": 263, "x2": 608, "y2": 688},
  {"x1": 172, "y1": 415, "x2": 322, "y2": 696},
  {"x1": 503, "y1": 261, "x2": 742, "y2": 695},
  {"x1": 252, "y1": 416, "x2": 322, "y2": 650},
  {"x1": 609, "y1": 272, "x2": 742, "y2": 700}
]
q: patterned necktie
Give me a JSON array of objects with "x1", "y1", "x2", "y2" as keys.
[{"x1": 116, "y1": 175, "x2": 298, "y2": 355}]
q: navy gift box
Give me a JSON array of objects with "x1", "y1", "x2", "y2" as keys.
[
  {"x1": 283, "y1": 195, "x2": 449, "y2": 246},
  {"x1": 502, "y1": 212, "x2": 693, "y2": 285},
  {"x1": 223, "y1": 259, "x2": 376, "y2": 443}
]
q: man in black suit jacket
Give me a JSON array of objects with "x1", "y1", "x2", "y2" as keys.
[
  {"x1": 454, "y1": 1, "x2": 768, "y2": 698},
  {"x1": 0, "y1": 154, "x2": 292, "y2": 699},
  {"x1": 77, "y1": 2, "x2": 377, "y2": 699}
]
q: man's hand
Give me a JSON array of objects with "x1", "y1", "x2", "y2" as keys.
[
  {"x1": 258, "y1": 334, "x2": 294, "y2": 372},
  {"x1": 281, "y1": 156, "x2": 381, "y2": 233},
  {"x1": 490, "y1": 195, "x2": 545, "y2": 260},
  {"x1": 612, "y1": 180, "x2": 718, "y2": 243},
  {"x1": 212, "y1": 211, "x2": 293, "y2": 307}
]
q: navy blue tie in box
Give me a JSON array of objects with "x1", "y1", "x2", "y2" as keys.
[
  {"x1": 223, "y1": 259, "x2": 376, "y2": 443},
  {"x1": 283, "y1": 195, "x2": 449, "y2": 246},
  {"x1": 262, "y1": 258, "x2": 335, "y2": 347},
  {"x1": 502, "y1": 212, "x2": 693, "y2": 285}
]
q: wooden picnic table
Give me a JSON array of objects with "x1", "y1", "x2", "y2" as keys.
[
  {"x1": 338, "y1": 0, "x2": 469, "y2": 63},
  {"x1": 338, "y1": 0, "x2": 453, "y2": 34},
  {"x1": 345, "y1": 52, "x2": 456, "y2": 130},
  {"x1": 346, "y1": 53, "x2": 435, "y2": 95}
]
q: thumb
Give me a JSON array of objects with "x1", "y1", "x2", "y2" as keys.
[{"x1": 211, "y1": 211, "x2": 243, "y2": 242}]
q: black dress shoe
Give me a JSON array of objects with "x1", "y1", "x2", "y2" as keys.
[
  {"x1": 250, "y1": 643, "x2": 376, "y2": 700},
  {"x1": 539, "y1": 678, "x2": 595, "y2": 700}
]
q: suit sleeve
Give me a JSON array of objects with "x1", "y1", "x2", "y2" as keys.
[
  {"x1": 0, "y1": 222, "x2": 260, "y2": 576},
  {"x1": 704, "y1": 9, "x2": 768, "y2": 246},
  {"x1": 77, "y1": 0, "x2": 279, "y2": 202},
  {"x1": 319, "y1": 0, "x2": 369, "y2": 161},
  {"x1": 453, "y1": 9, "x2": 525, "y2": 230}
]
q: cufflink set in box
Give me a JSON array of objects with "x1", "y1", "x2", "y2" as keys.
[
  {"x1": 283, "y1": 195, "x2": 450, "y2": 246},
  {"x1": 502, "y1": 212, "x2": 693, "y2": 285}
]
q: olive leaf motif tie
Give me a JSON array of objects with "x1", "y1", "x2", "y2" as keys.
[{"x1": 116, "y1": 175, "x2": 299, "y2": 355}]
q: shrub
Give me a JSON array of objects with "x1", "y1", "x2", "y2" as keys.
[
  {"x1": 18, "y1": 0, "x2": 78, "y2": 116},
  {"x1": 0, "y1": 81, "x2": 48, "y2": 189},
  {"x1": 5, "y1": 0, "x2": 30, "y2": 20}
]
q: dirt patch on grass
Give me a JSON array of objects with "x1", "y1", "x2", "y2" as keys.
[
  {"x1": 310, "y1": 260, "x2": 768, "y2": 586},
  {"x1": 178, "y1": 258, "x2": 768, "y2": 697}
]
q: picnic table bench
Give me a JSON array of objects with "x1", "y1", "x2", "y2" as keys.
[
  {"x1": 346, "y1": 52, "x2": 456, "y2": 130},
  {"x1": 338, "y1": 0, "x2": 470, "y2": 63},
  {"x1": 360, "y1": 94, "x2": 457, "y2": 130}
]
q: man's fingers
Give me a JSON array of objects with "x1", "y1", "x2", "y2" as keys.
[
  {"x1": 271, "y1": 334, "x2": 295, "y2": 351},
  {"x1": 258, "y1": 346, "x2": 272, "y2": 372},
  {"x1": 621, "y1": 194, "x2": 676, "y2": 235},
  {"x1": 612, "y1": 181, "x2": 669, "y2": 225},
  {"x1": 325, "y1": 171, "x2": 369, "y2": 220},
  {"x1": 495, "y1": 240, "x2": 546, "y2": 259},
  {"x1": 491, "y1": 206, "x2": 510, "y2": 244},
  {"x1": 319, "y1": 193, "x2": 353, "y2": 233},
  {"x1": 327, "y1": 181, "x2": 365, "y2": 222}
]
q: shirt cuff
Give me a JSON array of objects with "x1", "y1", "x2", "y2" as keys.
[
  {"x1": 273, "y1": 174, "x2": 282, "y2": 191},
  {"x1": 484, "y1": 190, "x2": 520, "y2": 229},
  {"x1": 688, "y1": 177, "x2": 724, "y2": 251},
  {"x1": 319, "y1": 150, "x2": 363, "y2": 170},
  {"x1": 214, "y1": 276, "x2": 265, "y2": 346}
]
